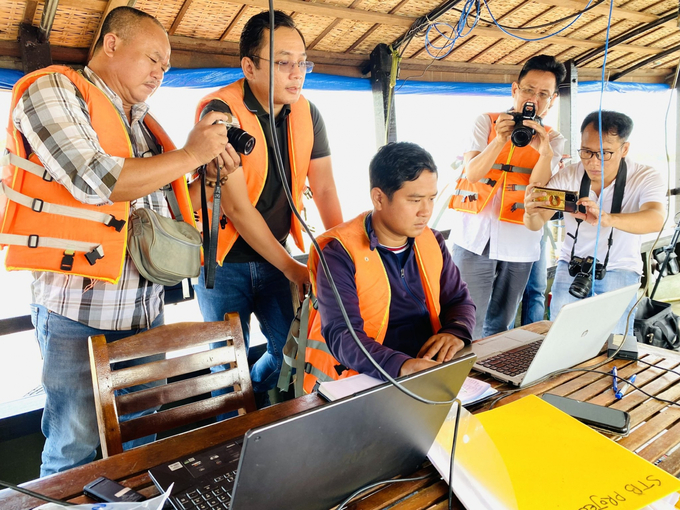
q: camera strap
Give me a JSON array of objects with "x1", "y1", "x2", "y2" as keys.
[
  {"x1": 200, "y1": 162, "x2": 222, "y2": 289},
  {"x1": 568, "y1": 159, "x2": 627, "y2": 270}
]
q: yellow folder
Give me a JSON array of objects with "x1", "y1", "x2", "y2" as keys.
[{"x1": 434, "y1": 395, "x2": 680, "y2": 509}]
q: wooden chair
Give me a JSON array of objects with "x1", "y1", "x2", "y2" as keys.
[{"x1": 88, "y1": 312, "x2": 256, "y2": 458}]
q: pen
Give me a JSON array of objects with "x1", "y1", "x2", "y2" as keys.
[
  {"x1": 615, "y1": 374, "x2": 637, "y2": 400},
  {"x1": 611, "y1": 367, "x2": 618, "y2": 396}
]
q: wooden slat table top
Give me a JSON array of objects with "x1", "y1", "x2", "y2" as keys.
[{"x1": 3, "y1": 321, "x2": 680, "y2": 510}]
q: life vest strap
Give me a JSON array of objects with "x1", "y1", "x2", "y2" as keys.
[
  {"x1": 1, "y1": 152, "x2": 53, "y2": 182},
  {"x1": 0, "y1": 181, "x2": 126, "y2": 231},
  {"x1": 277, "y1": 295, "x2": 313, "y2": 397},
  {"x1": 510, "y1": 203, "x2": 525, "y2": 212},
  {"x1": 491, "y1": 163, "x2": 532, "y2": 174},
  {"x1": 303, "y1": 362, "x2": 334, "y2": 384},
  {"x1": 0, "y1": 233, "x2": 104, "y2": 264},
  {"x1": 506, "y1": 184, "x2": 527, "y2": 191},
  {"x1": 479, "y1": 177, "x2": 497, "y2": 187},
  {"x1": 451, "y1": 189, "x2": 478, "y2": 202}
]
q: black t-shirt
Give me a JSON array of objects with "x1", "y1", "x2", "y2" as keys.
[{"x1": 210, "y1": 81, "x2": 330, "y2": 263}]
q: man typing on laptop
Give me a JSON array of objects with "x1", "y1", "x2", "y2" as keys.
[{"x1": 301, "y1": 142, "x2": 476, "y2": 393}]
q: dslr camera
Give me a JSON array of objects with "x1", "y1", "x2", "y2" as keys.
[
  {"x1": 568, "y1": 255, "x2": 606, "y2": 299},
  {"x1": 510, "y1": 102, "x2": 541, "y2": 148},
  {"x1": 200, "y1": 100, "x2": 256, "y2": 156}
]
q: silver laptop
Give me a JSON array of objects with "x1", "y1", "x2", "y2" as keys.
[
  {"x1": 471, "y1": 284, "x2": 639, "y2": 388},
  {"x1": 149, "y1": 352, "x2": 476, "y2": 510}
]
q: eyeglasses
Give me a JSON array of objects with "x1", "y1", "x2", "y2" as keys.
[
  {"x1": 251, "y1": 56, "x2": 314, "y2": 74},
  {"x1": 518, "y1": 87, "x2": 555, "y2": 101},
  {"x1": 577, "y1": 145, "x2": 625, "y2": 161}
]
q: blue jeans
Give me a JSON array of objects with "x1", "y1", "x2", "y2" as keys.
[
  {"x1": 31, "y1": 305, "x2": 165, "y2": 477},
  {"x1": 453, "y1": 243, "x2": 533, "y2": 340},
  {"x1": 194, "y1": 261, "x2": 294, "y2": 395},
  {"x1": 550, "y1": 260, "x2": 640, "y2": 335},
  {"x1": 521, "y1": 234, "x2": 548, "y2": 326}
]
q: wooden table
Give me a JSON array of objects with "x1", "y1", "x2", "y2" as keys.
[{"x1": 3, "y1": 321, "x2": 680, "y2": 510}]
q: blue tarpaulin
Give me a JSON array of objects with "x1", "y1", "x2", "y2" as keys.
[{"x1": 0, "y1": 66, "x2": 670, "y2": 95}]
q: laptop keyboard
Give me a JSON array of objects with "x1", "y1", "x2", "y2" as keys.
[
  {"x1": 478, "y1": 339, "x2": 544, "y2": 377},
  {"x1": 172, "y1": 469, "x2": 237, "y2": 510}
]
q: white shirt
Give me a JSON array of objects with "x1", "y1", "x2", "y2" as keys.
[
  {"x1": 548, "y1": 156, "x2": 666, "y2": 275},
  {"x1": 451, "y1": 113, "x2": 566, "y2": 263}
]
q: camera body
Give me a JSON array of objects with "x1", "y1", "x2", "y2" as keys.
[
  {"x1": 200, "y1": 100, "x2": 256, "y2": 155},
  {"x1": 510, "y1": 102, "x2": 541, "y2": 147},
  {"x1": 568, "y1": 255, "x2": 606, "y2": 299}
]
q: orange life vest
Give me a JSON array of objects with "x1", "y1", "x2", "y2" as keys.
[
  {"x1": 302, "y1": 212, "x2": 443, "y2": 394},
  {"x1": 449, "y1": 112, "x2": 552, "y2": 224},
  {"x1": 0, "y1": 65, "x2": 195, "y2": 283},
  {"x1": 195, "y1": 78, "x2": 314, "y2": 263}
]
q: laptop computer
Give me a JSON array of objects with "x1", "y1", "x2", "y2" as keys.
[
  {"x1": 471, "y1": 283, "x2": 639, "y2": 388},
  {"x1": 149, "y1": 352, "x2": 476, "y2": 510}
]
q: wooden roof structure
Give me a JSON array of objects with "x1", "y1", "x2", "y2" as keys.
[{"x1": 0, "y1": 0, "x2": 678, "y2": 84}]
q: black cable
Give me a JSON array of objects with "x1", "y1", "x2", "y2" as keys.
[
  {"x1": 334, "y1": 473, "x2": 434, "y2": 510},
  {"x1": 0, "y1": 479, "x2": 74, "y2": 506},
  {"x1": 635, "y1": 358, "x2": 680, "y2": 378}
]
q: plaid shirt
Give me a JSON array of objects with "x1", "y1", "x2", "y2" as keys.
[{"x1": 12, "y1": 67, "x2": 168, "y2": 330}]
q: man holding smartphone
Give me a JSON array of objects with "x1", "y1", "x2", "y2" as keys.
[
  {"x1": 524, "y1": 110, "x2": 666, "y2": 334},
  {"x1": 449, "y1": 55, "x2": 566, "y2": 340}
]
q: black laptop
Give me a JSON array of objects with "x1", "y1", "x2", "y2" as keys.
[{"x1": 148, "y1": 352, "x2": 476, "y2": 510}]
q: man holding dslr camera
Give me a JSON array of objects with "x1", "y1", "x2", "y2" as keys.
[
  {"x1": 449, "y1": 55, "x2": 566, "y2": 340},
  {"x1": 524, "y1": 111, "x2": 665, "y2": 334}
]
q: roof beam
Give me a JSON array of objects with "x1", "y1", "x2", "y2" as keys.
[
  {"x1": 220, "y1": 5, "x2": 248, "y2": 41},
  {"x1": 88, "y1": 0, "x2": 136, "y2": 60},
  {"x1": 470, "y1": 25, "x2": 666, "y2": 55},
  {"x1": 170, "y1": 0, "x2": 194, "y2": 35},
  {"x1": 529, "y1": 0, "x2": 659, "y2": 23},
  {"x1": 22, "y1": 1, "x2": 38, "y2": 24},
  {"x1": 610, "y1": 44, "x2": 680, "y2": 80},
  {"x1": 236, "y1": 0, "x2": 415, "y2": 26}
]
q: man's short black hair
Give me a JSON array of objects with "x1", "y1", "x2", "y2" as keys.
[
  {"x1": 580, "y1": 110, "x2": 634, "y2": 141},
  {"x1": 369, "y1": 142, "x2": 437, "y2": 200},
  {"x1": 517, "y1": 55, "x2": 566, "y2": 91},
  {"x1": 240, "y1": 10, "x2": 306, "y2": 63},
  {"x1": 93, "y1": 7, "x2": 165, "y2": 54}
]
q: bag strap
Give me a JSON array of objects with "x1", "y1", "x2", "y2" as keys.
[{"x1": 277, "y1": 294, "x2": 313, "y2": 397}]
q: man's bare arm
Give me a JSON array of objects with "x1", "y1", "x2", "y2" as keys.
[{"x1": 308, "y1": 156, "x2": 343, "y2": 229}]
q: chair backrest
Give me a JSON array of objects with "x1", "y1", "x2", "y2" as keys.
[{"x1": 88, "y1": 312, "x2": 256, "y2": 457}]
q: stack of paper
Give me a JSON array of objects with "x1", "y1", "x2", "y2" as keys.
[
  {"x1": 428, "y1": 395, "x2": 680, "y2": 509},
  {"x1": 318, "y1": 373, "x2": 497, "y2": 406}
]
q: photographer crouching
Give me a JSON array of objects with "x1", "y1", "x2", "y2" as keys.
[
  {"x1": 524, "y1": 111, "x2": 666, "y2": 335},
  {"x1": 449, "y1": 55, "x2": 566, "y2": 340}
]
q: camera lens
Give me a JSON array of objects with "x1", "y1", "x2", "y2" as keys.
[
  {"x1": 569, "y1": 271, "x2": 593, "y2": 299},
  {"x1": 511, "y1": 126, "x2": 534, "y2": 147},
  {"x1": 227, "y1": 127, "x2": 256, "y2": 155}
]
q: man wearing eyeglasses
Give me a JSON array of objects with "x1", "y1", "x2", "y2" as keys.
[
  {"x1": 194, "y1": 10, "x2": 343, "y2": 408},
  {"x1": 524, "y1": 111, "x2": 665, "y2": 334},
  {"x1": 449, "y1": 55, "x2": 566, "y2": 340}
]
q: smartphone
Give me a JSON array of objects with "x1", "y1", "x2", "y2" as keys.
[
  {"x1": 532, "y1": 186, "x2": 578, "y2": 213},
  {"x1": 83, "y1": 477, "x2": 145, "y2": 503},
  {"x1": 542, "y1": 393, "x2": 630, "y2": 435}
]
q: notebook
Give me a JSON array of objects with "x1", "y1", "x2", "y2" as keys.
[
  {"x1": 471, "y1": 283, "x2": 639, "y2": 387},
  {"x1": 148, "y1": 352, "x2": 476, "y2": 510}
]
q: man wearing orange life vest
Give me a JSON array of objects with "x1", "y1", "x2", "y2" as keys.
[
  {"x1": 449, "y1": 55, "x2": 566, "y2": 340},
  {"x1": 193, "y1": 11, "x2": 342, "y2": 407},
  {"x1": 303, "y1": 143, "x2": 475, "y2": 392},
  {"x1": 4, "y1": 8, "x2": 236, "y2": 476}
]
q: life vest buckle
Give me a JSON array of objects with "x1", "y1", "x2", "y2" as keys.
[
  {"x1": 28, "y1": 234, "x2": 39, "y2": 248},
  {"x1": 105, "y1": 215, "x2": 126, "y2": 232},
  {"x1": 334, "y1": 363, "x2": 348, "y2": 376},
  {"x1": 85, "y1": 246, "x2": 104, "y2": 266},
  {"x1": 499, "y1": 164, "x2": 513, "y2": 172},
  {"x1": 510, "y1": 202, "x2": 525, "y2": 212},
  {"x1": 31, "y1": 198, "x2": 44, "y2": 213},
  {"x1": 60, "y1": 251, "x2": 75, "y2": 271},
  {"x1": 41, "y1": 169, "x2": 53, "y2": 182},
  {"x1": 220, "y1": 214, "x2": 228, "y2": 230}
]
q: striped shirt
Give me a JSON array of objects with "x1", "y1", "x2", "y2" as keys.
[{"x1": 12, "y1": 67, "x2": 168, "y2": 330}]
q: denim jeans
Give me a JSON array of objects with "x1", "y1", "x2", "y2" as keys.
[
  {"x1": 550, "y1": 260, "x2": 640, "y2": 335},
  {"x1": 521, "y1": 234, "x2": 548, "y2": 326},
  {"x1": 453, "y1": 243, "x2": 533, "y2": 340},
  {"x1": 31, "y1": 305, "x2": 165, "y2": 477},
  {"x1": 194, "y1": 261, "x2": 294, "y2": 395}
]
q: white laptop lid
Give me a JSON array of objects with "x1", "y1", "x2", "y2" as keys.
[{"x1": 521, "y1": 283, "x2": 639, "y2": 387}]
